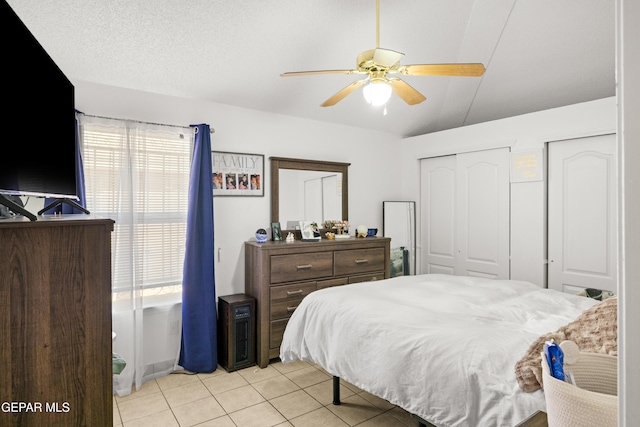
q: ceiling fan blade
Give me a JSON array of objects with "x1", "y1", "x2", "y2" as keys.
[
  {"x1": 397, "y1": 63, "x2": 486, "y2": 77},
  {"x1": 388, "y1": 78, "x2": 426, "y2": 105},
  {"x1": 321, "y1": 79, "x2": 368, "y2": 107},
  {"x1": 373, "y1": 48, "x2": 404, "y2": 68},
  {"x1": 281, "y1": 69, "x2": 358, "y2": 77}
]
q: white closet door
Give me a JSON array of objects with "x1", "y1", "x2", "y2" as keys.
[
  {"x1": 419, "y1": 148, "x2": 510, "y2": 278},
  {"x1": 548, "y1": 134, "x2": 617, "y2": 293},
  {"x1": 455, "y1": 148, "x2": 510, "y2": 279},
  {"x1": 420, "y1": 155, "x2": 456, "y2": 274}
]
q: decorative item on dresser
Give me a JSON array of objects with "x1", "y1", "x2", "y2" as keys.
[
  {"x1": 245, "y1": 236, "x2": 390, "y2": 368},
  {"x1": 255, "y1": 228, "x2": 268, "y2": 243}
]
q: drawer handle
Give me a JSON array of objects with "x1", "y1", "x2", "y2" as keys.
[
  {"x1": 286, "y1": 289, "x2": 304, "y2": 296},
  {"x1": 355, "y1": 259, "x2": 369, "y2": 264},
  {"x1": 296, "y1": 264, "x2": 312, "y2": 270},
  {"x1": 287, "y1": 306, "x2": 298, "y2": 312}
]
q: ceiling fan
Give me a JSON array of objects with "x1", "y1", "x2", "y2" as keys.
[{"x1": 281, "y1": 0, "x2": 486, "y2": 107}]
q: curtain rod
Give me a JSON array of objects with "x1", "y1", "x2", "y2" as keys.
[{"x1": 78, "y1": 112, "x2": 216, "y2": 134}]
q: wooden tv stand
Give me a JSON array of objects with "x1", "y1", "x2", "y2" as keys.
[{"x1": 0, "y1": 215, "x2": 114, "y2": 426}]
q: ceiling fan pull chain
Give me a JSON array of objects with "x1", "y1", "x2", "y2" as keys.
[{"x1": 376, "y1": 0, "x2": 381, "y2": 48}]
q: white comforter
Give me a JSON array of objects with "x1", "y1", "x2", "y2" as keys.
[{"x1": 279, "y1": 274, "x2": 596, "y2": 427}]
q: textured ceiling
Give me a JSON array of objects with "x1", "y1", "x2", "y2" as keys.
[{"x1": 6, "y1": 0, "x2": 615, "y2": 138}]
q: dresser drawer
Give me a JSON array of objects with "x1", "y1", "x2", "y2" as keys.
[
  {"x1": 270, "y1": 282, "x2": 316, "y2": 320},
  {"x1": 317, "y1": 277, "x2": 348, "y2": 290},
  {"x1": 334, "y1": 247, "x2": 386, "y2": 276},
  {"x1": 348, "y1": 272, "x2": 385, "y2": 283},
  {"x1": 271, "y1": 252, "x2": 333, "y2": 283}
]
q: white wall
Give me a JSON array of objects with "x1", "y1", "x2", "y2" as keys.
[
  {"x1": 72, "y1": 80, "x2": 402, "y2": 297},
  {"x1": 400, "y1": 96, "x2": 617, "y2": 287}
]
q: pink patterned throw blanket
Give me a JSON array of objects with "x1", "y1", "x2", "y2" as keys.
[{"x1": 514, "y1": 296, "x2": 618, "y2": 392}]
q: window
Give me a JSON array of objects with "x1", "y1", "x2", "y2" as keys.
[{"x1": 80, "y1": 115, "x2": 193, "y2": 306}]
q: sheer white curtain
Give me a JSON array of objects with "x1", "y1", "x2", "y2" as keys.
[{"x1": 79, "y1": 114, "x2": 194, "y2": 396}]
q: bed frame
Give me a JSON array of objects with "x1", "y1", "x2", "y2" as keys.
[{"x1": 331, "y1": 375, "x2": 437, "y2": 427}]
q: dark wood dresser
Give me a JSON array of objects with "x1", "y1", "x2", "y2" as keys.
[
  {"x1": 245, "y1": 236, "x2": 390, "y2": 368},
  {"x1": 0, "y1": 216, "x2": 114, "y2": 427}
]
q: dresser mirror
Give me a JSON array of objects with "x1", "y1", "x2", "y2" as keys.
[
  {"x1": 383, "y1": 201, "x2": 416, "y2": 276},
  {"x1": 270, "y1": 157, "x2": 349, "y2": 235}
]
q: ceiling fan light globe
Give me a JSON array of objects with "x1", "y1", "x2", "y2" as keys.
[{"x1": 363, "y1": 82, "x2": 392, "y2": 106}]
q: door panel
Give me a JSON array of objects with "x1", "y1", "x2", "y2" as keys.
[
  {"x1": 548, "y1": 134, "x2": 617, "y2": 293},
  {"x1": 420, "y1": 156, "x2": 456, "y2": 274},
  {"x1": 456, "y1": 148, "x2": 510, "y2": 279}
]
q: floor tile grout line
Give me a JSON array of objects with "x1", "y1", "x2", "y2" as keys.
[
  {"x1": 223, "y1": 370, "x2": 347, "y2": 425},
  {"x1": 156, "y1": 383, "x2": 182, "y2": 427}
]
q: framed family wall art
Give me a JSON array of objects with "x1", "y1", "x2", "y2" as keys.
[{"x1": 212, "y1": 151, "x2": 264, "y2": 197}]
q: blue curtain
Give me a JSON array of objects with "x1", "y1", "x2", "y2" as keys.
[
  {"x1": 42, "y1": 112, "x2": 87, "y2": 214},
  {"x1": 179, "y1": 123, "x2": 217, "y2": 372}
]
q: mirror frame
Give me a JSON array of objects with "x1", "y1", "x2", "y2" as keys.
[{"x1": 270, "y1": 157, "x2": 350, "y2": 235}]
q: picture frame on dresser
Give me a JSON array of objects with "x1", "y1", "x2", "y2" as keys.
[
  {"x1": 299, "y1": 220, "x2": 320, "y2": 241},
  {"x1": 271, "y1": 222, "x2": 282, "y2": 241}
]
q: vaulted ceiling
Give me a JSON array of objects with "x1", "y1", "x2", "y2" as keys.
[{"x1": 7, "y1": 0, "x2": 615, "y2": 138}]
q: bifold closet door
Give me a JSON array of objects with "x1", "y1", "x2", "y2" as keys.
[
  {"x1": 420, "y1": 148, "x2": 510, "y2": 278},
  {"x1": 455, "y1": 148, "x2": 510, "y2": 278},
  {"x1": 421, "y1": 155, "x2": 457, "y2": 274},
  {"x1": 548, "y1": 134, "x2": 617, "y2": 294}
]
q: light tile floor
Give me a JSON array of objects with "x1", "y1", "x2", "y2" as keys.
[{"x1": 113, "y1": 359, "x2": 416, "y2": 427}]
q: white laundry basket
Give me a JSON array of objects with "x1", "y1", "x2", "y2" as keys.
[{"x1": 541, "y1": 349, "x2": 617, "y2": 427}]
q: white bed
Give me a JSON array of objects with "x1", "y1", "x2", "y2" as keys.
[{"x1": 279, "y1": 274, "x2": 596, "y2": 427}]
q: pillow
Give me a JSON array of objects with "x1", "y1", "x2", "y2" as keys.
[{"x1": 514, "y1": 296, "x2": 617, "y2": 392}]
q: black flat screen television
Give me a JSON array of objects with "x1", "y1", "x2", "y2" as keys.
[{"x1": 1, "y1": 1, "x2": 78, "y2": 218}]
